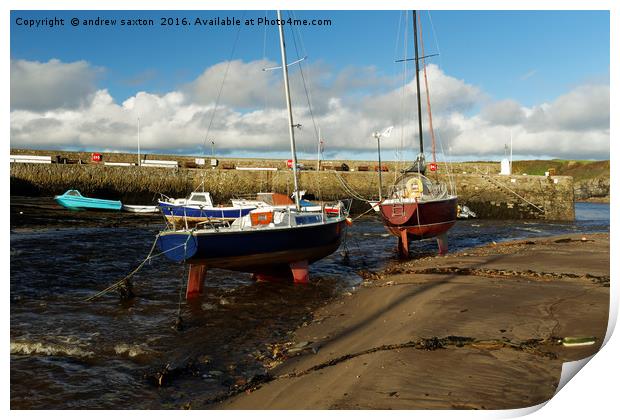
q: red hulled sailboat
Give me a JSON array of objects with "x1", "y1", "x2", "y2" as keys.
[{"x1": 379, "y1": 10, "x2": 458, "y2": 258}]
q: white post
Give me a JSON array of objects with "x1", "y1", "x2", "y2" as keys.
[
  {"x1": 509, "y1": 130, "x2": 513, "y2": 174},
  {"x1": 137, "y1": 117, "x2": 141, "y2": 167},
  {"x1": 373, "y1": 131, "x2": 383, "y2": 200},
  {"x1": 317, "y1": 128, "x2": 321, "y2": 172}
]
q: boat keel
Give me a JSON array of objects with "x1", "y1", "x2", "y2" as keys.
[
  {"x1": 186, "y1": 264, "x2": 207, "y2": 299},
  {"x1": 397, "y1": 229, "x2": 410, "y2": 259},
  {"x1": 251, "y1": 260, "x2": 310, "y2": 284},
  {"x1": 436, "y1": 233, "x2": 448, "y2": 255},
  {"x1": 290, "y1": 260, "x2": 309, "y2": 284}
]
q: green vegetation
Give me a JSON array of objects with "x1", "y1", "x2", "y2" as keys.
[{"x1": 511, "y1": 160, "x2": 609, "y2": 181}]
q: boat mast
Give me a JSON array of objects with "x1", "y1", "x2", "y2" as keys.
[
  {"x1": 412, "y1": 11, "x2": 425, "y2": 167},
  {"x1": 277, "y1": 10, "x2": 301, "y2": 211},
  {"x1": 417, "y1": 12, "x2": 437, "y2": 165}
]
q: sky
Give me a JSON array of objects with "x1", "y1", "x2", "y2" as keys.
[{"x1": 9, "y1": 8, "x2": 610, "y2": 162}]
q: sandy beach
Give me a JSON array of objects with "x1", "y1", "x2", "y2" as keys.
[{"x1": 214, "y1": 233, "x2": 609, "y2": 409}]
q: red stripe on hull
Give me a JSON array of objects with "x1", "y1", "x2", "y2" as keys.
[{"x1": 380, "y1": 197, "x2": 458, "y2": 241}]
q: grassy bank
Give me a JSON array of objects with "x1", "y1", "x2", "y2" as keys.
[{"x1": 511, "y1": 159, "x2": 609, "y2": 181}]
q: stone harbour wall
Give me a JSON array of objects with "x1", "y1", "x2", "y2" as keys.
[
  {"x1": 10, "y1": 163, "x2": 575, "y2": 220},
  {"x1": 453, "y1": 173, "x2": 574, "y2": 221}
]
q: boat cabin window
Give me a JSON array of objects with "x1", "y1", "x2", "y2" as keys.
[
  {"x1": 66, "y1": 190, "x2": 82, "y2": 197},
  {"x1": 189, "y1": 193, "x2": 212, "y2": 203},
  {"x1": 190, "y1": 194, "x2": 206, "y2": 202},
  {"x1": 295, "y1": 214, "x2": 322, "y2": 225}
]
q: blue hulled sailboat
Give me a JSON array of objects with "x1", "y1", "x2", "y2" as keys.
[{"x1": 156, "y1": 11, "x2": 349, "y2": 298}]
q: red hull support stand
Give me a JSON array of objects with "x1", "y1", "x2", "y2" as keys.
[
  {"x1": 397, "y1": 229, "x2": 410, "y2": 259},
  {"x1": 290, "y1": 260, "x2": 310, "y2": 284},
  {"x1": 186, "y1": 264, "x2": 207, "y2": 299},
  {"x1": 436, "y1": 233, "x2": 449, "y2": 255}
]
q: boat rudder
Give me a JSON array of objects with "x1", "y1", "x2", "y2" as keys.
[
  {"x1": 186, "y1": 264, "x2": 207, "y2": 299},
  {"x1": 290, "y1": 260, "x2": 310, "y2": 284}
]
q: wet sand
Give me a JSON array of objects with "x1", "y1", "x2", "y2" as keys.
[{"x1": 214, "y1": 233, "x2": 609, "y2": 409}]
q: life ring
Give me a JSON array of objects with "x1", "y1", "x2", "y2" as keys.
[{"x1": 405, "y1": 177, "x2": 424, "y2": 199}]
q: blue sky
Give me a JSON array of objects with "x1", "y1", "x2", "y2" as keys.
[
  {"x1": 10, "y1": 9, "x2": 610, "y2": 161},
  {"x1": 11, "y1": 10, "x2": 609, "y2": 105}
]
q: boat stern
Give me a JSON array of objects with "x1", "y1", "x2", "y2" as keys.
[{"x1": 156, "y1": 231, "x2": 199, "y2": 262}]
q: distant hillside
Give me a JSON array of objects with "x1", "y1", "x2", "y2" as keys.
[
  {"x1": 509, "y1": 160, "x2": 610, "y2": 202},
  {"x1": 511, "y1": 160, "x2": 609, "y2": 181}
]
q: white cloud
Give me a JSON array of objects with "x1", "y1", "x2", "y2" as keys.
[
  {"x1": 524, "y1": 84, "x2": 610, "y2": 132},
  {"x1": 10, "y1": 59, "x2": 101, "y2": 111},
  {"x1": 480, "y1": 99, "x2": 526, "y2": 126},
  {"x1": 10, "y1": 59, "x2": 610, "y2": 161},
  {"x1": 183, "y1": 59, "x2": 281, "y2": 109},
  {"x1": 360, "y1": 64, "x2": 484, "y2": 125}
]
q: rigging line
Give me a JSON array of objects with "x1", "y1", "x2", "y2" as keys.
[
  {"x1": 332, "y1": 171, "x2": 369, "y2": 202},
  {"x1": 289, "y1": 11, "x2": 320, "y2": 145},
  {"x1": 262, "y1": 10, "x2": 269, "y2": 111},
  {"x1": 427, "y1": 11, "x2": 444, "y2": 71},
  {"x1": 394, "y1": 11, "x2": 404, "y2": 64},
  {"x1": 437, "y1": 131, "x2": 456, "y2": 195},
  {"x1": 417, "y1": 11, "x2": 437, "y2": 164},
  {"x1": 392, "y1": 13, "x2": 403, "y2": 178},
  {"x1": 422, "y1": 10, "x2": 454, "y2": 192},
  {"x1": 397, "y1": 10, "x2": 409, "y2": 183},
  {"x1": 200, "y1": 12, "x2": 246, "y2": 154}
]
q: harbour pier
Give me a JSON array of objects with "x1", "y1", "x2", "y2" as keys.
[{"x1": 10, "y1": 161, "x2": 575, "y2": 220}]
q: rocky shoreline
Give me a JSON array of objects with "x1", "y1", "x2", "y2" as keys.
[
  {"x1": 574, "y1": 177, "x2": 610, "y2": 202},
  {"x1": 577, "y1": 196, "x2": 610, "y2": 204}
]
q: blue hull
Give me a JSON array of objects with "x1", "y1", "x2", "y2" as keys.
[
  {"x1": 54, "y1": 192, "x2": 122, "y2": 211},
  {"x1": 158, "y1": 202, "x2": 254, "y2": 220},
  {"x1": 156, "y1": 219, "x2": 346, "y2": 272}
]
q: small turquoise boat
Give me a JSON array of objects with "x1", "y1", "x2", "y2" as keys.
[{"x1": 54, "y1": 190, "x2": 122, "y2": 211}]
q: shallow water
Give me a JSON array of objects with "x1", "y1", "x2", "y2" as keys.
[{"x1": 10, "y1": 197, "x2": 609, "y2": 409}]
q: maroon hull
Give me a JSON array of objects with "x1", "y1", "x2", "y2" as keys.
[{"x1": 380, "y1": 196, "x2": 458, "y2": 241}]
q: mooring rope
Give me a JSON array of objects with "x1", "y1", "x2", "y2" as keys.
[
  {"x1": 474, "y1": 167, "x2": 545, "y2": 213},
  {"x1": 174, "y1": 242, "x2": 189, "y2": 330},
  {"x1": 84, "y1": 234, "x2": 160, "y2": 302},
  {"x1": 84, "y1": 232, "x2": 194, "y2": 302},
  {"x1": 351, "y1": 204, "x2": 379, "y2": 222}
]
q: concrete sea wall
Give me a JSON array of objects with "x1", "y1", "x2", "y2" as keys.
[
  {"x1": 10, "y1": 163, "x2": 574, "y2": 220},
  {"x1": 455, "y1": 173, "x2": 574, "y2": 221}
]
